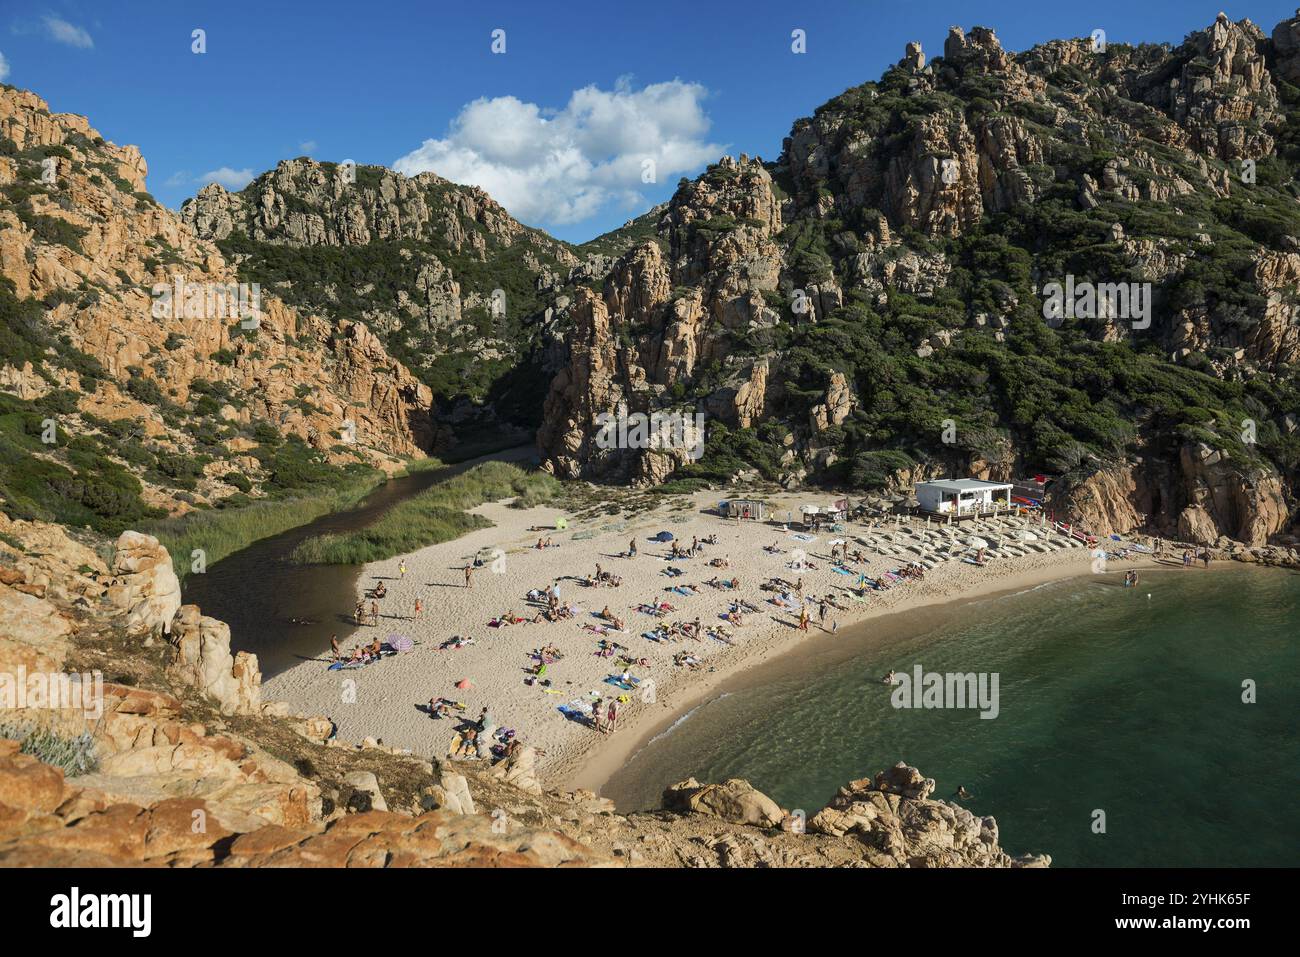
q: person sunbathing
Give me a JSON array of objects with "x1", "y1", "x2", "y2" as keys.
[
  {"x1": 763, "y1": 542, "x2": 783, "y2": 553},
  {"x1": 709, "y1": 556, "x2": 730, "y2": 568},
  {"x1": 600, "y1": 605, "x2": 614, "y2": 621}
]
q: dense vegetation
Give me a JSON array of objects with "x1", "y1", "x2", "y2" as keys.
[{"x1": 662, "y1": 45, "x2": 1300, "y2": 492}]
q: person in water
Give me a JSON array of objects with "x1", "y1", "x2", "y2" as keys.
[
  {"x1": 883, "y1": 670, "x2": 896, "y2": 685},
  {"x1": 956, "y1": 785, "x2": 973, "y2": 800}
]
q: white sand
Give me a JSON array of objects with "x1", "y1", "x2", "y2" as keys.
[{"x1": 264, "y1": 490, "x2": 1163, "y2": 793}]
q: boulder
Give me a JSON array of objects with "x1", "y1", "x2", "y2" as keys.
[{"x1": 662, "y1": 777, "x2": 784, "y2": 827}]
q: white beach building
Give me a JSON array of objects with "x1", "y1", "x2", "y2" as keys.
[{"x1": 914, "y1": 479, "x2": 1015, "y2": 516}]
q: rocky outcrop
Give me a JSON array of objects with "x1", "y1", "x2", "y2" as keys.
[
  {"x1": 167, "y1": 605, "x2": 261, "y2": 716},
  {"x1": 663, "y1": 777, "x2": 786, "y2": 828},
  {"x1": 808, "y1": 763, "x2": 1049, "y2": 868},
  {"x1": 107, "y1": 531, "x2": 182, "y2": 637},
  {"x1": 0, "y1": 87, "x2": 435, "y2": 517},
  {"x1": 180, "y1": 157, "x2": 579, "y2": 442}
]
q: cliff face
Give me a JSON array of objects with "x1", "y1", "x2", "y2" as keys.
[
  {"x1": 181, "y1": 158, "x2": 587, "y2": 434},
  {"x1": 535, "y1": 13, "x2": 1300, "y2": 547},
  {"x1": 0, "y1": 87, "x2": 434, "y2": 519},
  {"x1": 0, "y1": 520, "x2": 1046, "y2": 868}
]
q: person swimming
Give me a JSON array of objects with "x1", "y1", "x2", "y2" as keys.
[
  {"x1": 956, "y1": 785, "x2": 973, "y2": 800},
  {"x1": 882, "y1": 670, "x2": 896, "y2": 685}
]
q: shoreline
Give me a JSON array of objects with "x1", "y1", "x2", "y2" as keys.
[
  {"x1": 557, "y1": 554, "x2": 1179, "y2": 798},
  {"x1": 259, "y1": 488, "x2": 1200, "y2": 799}
]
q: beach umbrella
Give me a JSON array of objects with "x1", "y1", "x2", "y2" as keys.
[
  {"x1": 389, "y1": 635, "x2": 414, "y2": 652},
  {"x1": 967, "y1": 536, "x2": 990, "y2": 549},
  {"x1": 455, "y1": 678, "x2": 472, "y2": 690}
]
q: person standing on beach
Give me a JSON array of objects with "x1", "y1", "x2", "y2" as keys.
[
  {"x1": 368, "y1": 601, "x2": 379, "y2": 626},
  {"x1": 1202, "y1": 548, "x2": 1210, "y2": 569},
  {"x1": 414, "y1": 597, "x2": 423, "y2": 620},
  {"x1": 399, "y1": 560, "x2": 407, "y2": 579},
  {"x1": 591, "y1": 697, "x2": 603, "y2": 733},
  {"x1": 330, "y1": 634, "x2": 341, "y2": 661},
  {"x1": 354, "y1": 600, "x2": 366, "y2": 625},
  {"x1": 606, "y1": 700, "x2": 618, "y2": 734},
  {"x1": 464, "y1": 564, "x2": 474, "y2": 588},
  {"x1": 799, "y1": 606, "x2": 810, "y2": 632},
  {"x1": 629, "y1": 539, "x2": 637, "y2": 558},
  {"x1": 818, "y1": 601, "x2": 827, "y2": 627}
]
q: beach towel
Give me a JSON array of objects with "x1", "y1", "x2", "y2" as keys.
[
  {"x1": 832, "y1": 566, "x2": 855, "y2": 576},
  {"x1": 789, "y1": 533, "x2": 816, "y2": 543}
]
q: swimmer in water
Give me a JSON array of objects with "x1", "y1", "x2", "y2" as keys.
[
  {"x1": 956, "y1": 785, "x2": 973, "y2": 800},
  {"x1": 882, "y1": 670, "x2": 896, "y2": 685}
]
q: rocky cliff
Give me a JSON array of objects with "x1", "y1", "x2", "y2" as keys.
[
  {"x1": 535, "y1": 13, "x2": 1300, "y2": 548},
  {"x1": 0, "y1": 519, "x2": 1046, "y2": 868},
  {"x1": 1, "y1": 86, "x2": 434, "y2": 524},
  {"x1": 180, "y1": 157, "x2": 598, "y2": 436}
]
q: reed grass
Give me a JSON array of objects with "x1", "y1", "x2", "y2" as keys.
[
  {"x1": 288, "y1": 461, "x2": 559, "y2": 565},
  {"x1": 146, "y1": 464, "x2": 433, "y2": 580}
]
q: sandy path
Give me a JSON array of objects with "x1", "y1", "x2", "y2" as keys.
[{"x1": 264, "y1": 490, "x2": 1164, "y2": 794}]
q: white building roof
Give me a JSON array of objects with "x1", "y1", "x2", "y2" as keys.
[{"x1": 915, "y1": 479, "x2": 1014, "y2": 493}]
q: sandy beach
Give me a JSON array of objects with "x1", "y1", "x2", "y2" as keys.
[{"x1": 264, "y1": 489, "x2": 1167, "y2": 795}]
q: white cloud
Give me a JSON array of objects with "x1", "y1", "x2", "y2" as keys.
[
  {"x1": 0, "y1": 52, "x2": 9, "y2": 81},
  {"x1": 298, "y1": 140, "x2": 317, "y2": 154},
  {"x1": 196, "y1": 167, "x2": 255, "y2": 190},
  {"x1": 42, "y1": 16, "x2": 93, "y2": 49},
  {"x1": 393, "y1": 78, "x2": 722, "y2": 226}
]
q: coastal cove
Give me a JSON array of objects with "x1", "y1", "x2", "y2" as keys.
[{"x1": 595, "y1": 564, "x2": 1300, "y2": 867}]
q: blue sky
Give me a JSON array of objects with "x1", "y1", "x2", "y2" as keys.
[{"x1": 3, "y1": 0, "x2": 1297, "y2": 242}]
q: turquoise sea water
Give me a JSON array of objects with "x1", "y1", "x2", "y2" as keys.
[{"x1": 601, "y1": 566, "x2": 1300, "y2": 866}]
